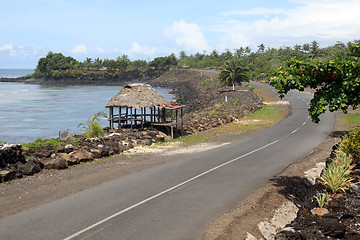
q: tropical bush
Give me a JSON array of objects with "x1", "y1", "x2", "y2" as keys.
[
  {"x1": 78, "y1": 112, "x2": 107, "y2": 138},
  {"x1": 318, "y1": 150, "x2": 354, "y2": 194},
  {"x1": 314, "y1": 192, "x2": 329, "y2": 208},
  {"x1": 339, "y1": 125, "x2": 360, "y2": 164}
]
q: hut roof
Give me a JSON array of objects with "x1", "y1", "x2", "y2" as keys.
[{"x1": 105, "y1": 83, "x2": 168, "y2": 108}]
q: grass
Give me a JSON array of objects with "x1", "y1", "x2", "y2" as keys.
[
  {"x1": 22, "y1": 138, "x2": 62, "y2": 148},
  {"x1": 342, "y1": 113, "x2": 360, "y2": 129}
]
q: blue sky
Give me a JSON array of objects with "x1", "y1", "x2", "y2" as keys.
[{"x1": 1, "y1": 0, "x2": 359, "y2": 68}]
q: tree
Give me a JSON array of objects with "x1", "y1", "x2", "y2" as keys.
[
  {"x1": 179, "y1": 51, "x2": 187, "y2": 59},
  {"x1": 294, "y1": 44, "x2": 302, "y2": 52},
  {"x1": 310, "y1": 40, "x2": 320, "y2": 58},
  {"x1": 35, "y1": 52, "x2": 78, "y2": 75},
  {"x1": 149, "y1": 54, "x2": 177, "y2": 69},
  {"x1": 221, "y1": 49, "x2": 233, "y2": 60},
  {"x1": 258, "y1": 44, "x2": 265, "y2": 53},
  {"x1": 235, "y1": 47, "x2": 244, "y2": 58},
  {"x1": 219, "y1": 59, "x2": 249, "y2": 86},
  {"x1": 130, "y1": 60, "x2": 148, "y2": 70},
  {"x1": 210, "y1": 50, "x2": 219, "y2": 59},
  {"x1": 302, "y1": 43, "x2": 310, "y2": 53},
  {"x1": 270, "y1": 43, "x2": 360, "y2": 123}
]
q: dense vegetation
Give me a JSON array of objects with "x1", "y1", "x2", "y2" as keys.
[
  {"x1": 32, "y1": 40, "x2": 356, "y2": 81},
  {"x1": 270, "y1": 41, "x2": 360, "y2": 122}
]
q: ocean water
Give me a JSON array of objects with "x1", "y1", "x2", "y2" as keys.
[
  {"x1": 0, "y1": 69, "x2": 34, "y2": 78},
  {"x1": 0, "y1": 70, "x2": 174, "y2": 143}
]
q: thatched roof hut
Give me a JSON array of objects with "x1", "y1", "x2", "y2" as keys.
[{"x1": 106, "y1": 83, "x2": 168, "y2": 109}]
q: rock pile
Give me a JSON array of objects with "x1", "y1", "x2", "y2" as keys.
[
  {"x1": 0, "y1": 129, "x2": 167, "y2": 182},
  {"x1": 275, "y1": 144, "x2": 360, "y2": 239}
]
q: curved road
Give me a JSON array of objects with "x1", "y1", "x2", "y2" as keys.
[{"x1": 0, "y1": 83, "x2": 334, "y2": 240}]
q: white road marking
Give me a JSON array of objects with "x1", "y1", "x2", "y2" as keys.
[{"x1": 63, "y1": 120, "x2": 308, "y2": 240}]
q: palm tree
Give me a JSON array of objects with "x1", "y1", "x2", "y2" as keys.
[
  {"x1": 310, "y1": 40, "x2": 320, "y2": 59},
  {"x1": 258, "y1": 44, "x2": 265, "y2": 53},
  {"x1": 179, "y1": 50, "x2": 187, "y2": 59},
  {"x1": 302, "y1": 43, "x2": 310, "y2": 53},
  {"x1": 219, "y1": 59, "x2": 249, "y2": 88},
  {"x1": 294, "y1": 44, "x2": 302, "y2": 52},
  {"x1": 210, "y1": 50, "x2": 219, "y2": 59}
]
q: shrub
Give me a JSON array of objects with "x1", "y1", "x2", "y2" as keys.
[
  {"x1": 78, "y1": 112, "x2": 107, "y2": 138},
  {"x1": 314, "y1": 192, "x2": 329, "y2": 208},
  {"x1": 243, "y1": 84, "x2": 255, "y2": 91},
  {"x1": 215, "y1": 102, "x2": 226, "y2": 110},
  {"x1": 231, "y1": 99, "x2": 241, "y2": 105},
  {"x1": 318, "y1": 150, "x2": 354, "y2": 194},
  {"x1": 339, "y1": 125, "x2": 360, "y2": 164}
]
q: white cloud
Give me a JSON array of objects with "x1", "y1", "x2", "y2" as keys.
[
  {"x1": 218, "y1": 33, "x2": 250, "y2": 51},
  {"x1": 71, "y1": 44, "x2": 87, "y2": 54},
  {"x1": 222, "y1": 7, "x2": 286, "y2": 16},
  {"x1": 0, "y1": 44, "x2": 16, "y2": 56},
  {"x1": 214, "y1": 0, "x2": 360, "y2": 49},
  {"x1": 164, "y1": 19, "x2": 210, "y2": 53},
  {"x1": 127, "y1": 42, "x2": 156, "y2": 56}
]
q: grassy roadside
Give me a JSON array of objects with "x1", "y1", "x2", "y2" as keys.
[
  {"x1": 341, "y1": 112, "x2": 360, "y2": 130},
  {"x1": 160, "y1": 86, "x2": 289, "y2": 147}
]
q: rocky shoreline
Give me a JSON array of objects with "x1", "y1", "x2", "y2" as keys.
[{"x1": 0, "y1": 69, "x2": 166, "y2": 86}]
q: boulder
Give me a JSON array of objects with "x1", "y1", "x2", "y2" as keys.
[
  {"x1": 52, "y1": 153, "x2": 77, "y2": 165},
  {"x1": 118, "y1": 143, "x2": 129, "y2": 152},
  {"x1": 64, "y1": 144, "x2": 74, "y2": 153},
  {"x1": 320, "y1": 218, "x2": 346, "y2": 238},
  {"x1": 0, "y1": 143, "x2": 25, "y2": 166},
  {"x1": 42, "y1": 158, "x2": 68, "y2": 170},
  {"x1": 17, "y1": 158, "x2": 43, "y2": 175},
  {"x1": 97, "y1": 145, "x2": 110, "y2": 157},
  {"x1": 0, "y1": 170, "x2": 16, "y2": 182},
  {"x1": 90, "y1": 148, "x2": 101, "y2": 158},
  {"x1": 69, "y1": 149, "x2": 93, "y2": 162}
]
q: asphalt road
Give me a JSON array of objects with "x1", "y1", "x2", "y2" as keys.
[{"x1": 0, "y1": 83, "x2": 334, "y2": 240}]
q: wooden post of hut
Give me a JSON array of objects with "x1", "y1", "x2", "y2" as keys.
[
  {"x1": 118, "y1": 107, "x2": 121, "y2": 129},
  {"x1": 109, "y1": 106, "x2": 114, "y2": 130}
]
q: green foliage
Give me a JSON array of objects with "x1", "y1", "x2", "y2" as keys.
[
  {"x1": 230, "y1": 99, "x2": 241, "y2": 105},
  {"x1": 30, "y1": 39, "x2": 356, "y2": 84},
  {"x1": 22, "y1": 138, "x2": 61, "y2": 148},
  {"x1": 149, "y1": 54, "x2": 177, "y2": 69},
  {"x1": 270, "y1": 42, "x2": 360, "y2": 122},
  {"x1": 215, "y1": 102, "x2": 226, "y2": 110},
  {"x1": 339, "y1": 126, "x2": 360, "y2": 163},
  {"x1": 314, "y1": 192, "x2": 329, "y2": 208},
  {"x1": 78, "y1": 112, "x2": 107, "y2": 138},
  {"x1": 243, "y1": 84, "x2": 255, "y2": 91},
  {"x1": 35, "y1": 52, "x2": 79, "y2": 76},
  {"x1": 219, "y1": 59, "x2": 249, "y2": 86},
  {"x1": 199, "y1": 78, "x2": 212, "y2": 86},
  {"x1": 318, "y1": 150, "x2": 354, "y2": 194}
]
